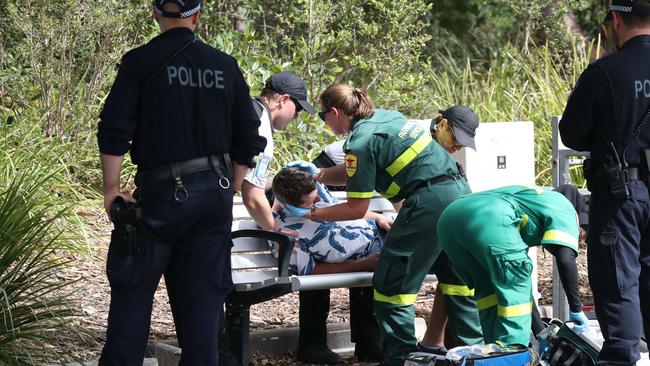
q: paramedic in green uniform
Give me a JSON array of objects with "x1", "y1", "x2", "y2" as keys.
[
  {"x1": 420, "y1": 105, "x2": 482, "y2": 354},
  {"x1": 438, "y1": 185, "x2": 580, "y2": 346},
  {"x1": 301, "y1": 84, "x2": 482, "y2": 366}
]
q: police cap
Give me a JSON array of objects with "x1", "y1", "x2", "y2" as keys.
[
  {"x1": 437, "y1": 105, "x2": 479, "y2": 151},
  {"x1": 611, "y1": 0, "x2": 650, "y2": 15},
  {"x1": 265, "y1": 72, "x2": 316, "y2": 114},
  {"x1": 154, "y1": 0, "x2": 201, "y2": 18}
]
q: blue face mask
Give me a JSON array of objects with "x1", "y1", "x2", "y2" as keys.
[{"x1": 277, "y1": 198, "x2": 310, "y2": 217}]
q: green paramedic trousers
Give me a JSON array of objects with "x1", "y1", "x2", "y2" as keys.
[
  {"x1": 372, "y1": 179, "x2": 483, "y2": 366},
  {"x1": 438, "y1": 194, "x2": 534, "y2": 346}
]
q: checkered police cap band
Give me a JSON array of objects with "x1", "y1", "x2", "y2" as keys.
[
  {"x1": 611, "y1": 4, "x2": 633, "y2": 12},
  {"x1": 154, "y1": 0, "x2": 201, "y2": 19},
  {"x1": 611, "y1": 0, "x2": 650, "y2": 14}
]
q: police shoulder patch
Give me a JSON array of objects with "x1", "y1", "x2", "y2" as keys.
[{"x1": 345, "y1": 154, "x2": 358, "y2": 177}]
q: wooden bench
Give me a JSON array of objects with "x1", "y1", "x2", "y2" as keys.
[{"x1": 225, "y1": 191, "x2": 437, "y2": 364}]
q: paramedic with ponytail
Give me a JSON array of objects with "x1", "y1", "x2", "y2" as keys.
[{"x1": 287, "y1": 84, "x2": 482, "y2": 366}]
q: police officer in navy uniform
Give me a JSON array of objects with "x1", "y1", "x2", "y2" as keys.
[
  {"x1": 559, "y1": 1, "x2": 650, "y2": 364},
  {"x1": 97, "y1": 1, "x2": 265, "y2": 365}
]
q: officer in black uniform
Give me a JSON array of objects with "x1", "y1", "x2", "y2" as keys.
[
  {"x1": 96, "y1": 1, "x2": 266, "y2": 365},
  {"x1": 559, "y1": 1, "x2": 650, "y2": 364}
]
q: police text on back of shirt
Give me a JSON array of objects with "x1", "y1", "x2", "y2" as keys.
[
  {"x1": 167, "y1": 66, "x2": 225, "y2": 89},
  {"x1": 635, "y1": 79, "x2": 650, "y2": 99}
]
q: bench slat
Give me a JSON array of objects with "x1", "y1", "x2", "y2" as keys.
[
  {"x1": 232, "y1": 220, "x2": 258, "y2": 231},
  {"x1": 291, "y1": 273, "x2": 437, "y2": 291},
  {"x1": 230, "y1": 221, "x2": 273, "y2": 253},
  {"x1": 330, "y1": 192, "x2": 395, "y2": 213},
  {"x1": 367, "y1": 199, "x2": 396, "y2": 213},
  {"x1": 233, "y1": 197, "x2": 394, "y2": 218},
  {"x1": 232, "y1": 271, "x2": 277, "y2": 290},
  {"x1": 231, "y1": 254, "x2": 277, "y2": 270},
  {"x1": 233, "y1": 205, "x2": 253, "y2": 220},
  {"x1": 232, "y1": 270, "x2": 291, "y2": 292},
  {"x1": 231, "y1": 237, "x2": 269, "y2": 253}
]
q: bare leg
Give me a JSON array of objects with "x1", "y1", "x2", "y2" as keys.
[{"x1": 420, "y1": 286, "x2": 447, "y2": 348}]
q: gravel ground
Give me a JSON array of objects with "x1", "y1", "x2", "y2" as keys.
[{"x1": 60, "y1": 213, "x2": 591, "y2": 364}]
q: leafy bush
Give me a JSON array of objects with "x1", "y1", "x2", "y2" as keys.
[
  {"x1": 1, "y1": 0, "x2": 605, "y2": 190},
  {"x1": 0, "y1": 166, "x2": 85, "y2": 365},
  {"x1": 416, "y1": 38, "x2": 599, "y2": 186}
]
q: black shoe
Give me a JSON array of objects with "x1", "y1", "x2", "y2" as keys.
[
  {"x1": 297, "y1": 344, "x2": 344, "y2": 364},
  {"x1": 354, "y1": 340, "x2": 384, "y2": 362},
  {"x1": 416, "y1": 341, "x2": 447, "y2": 355},
  {"x1": 219, "y1": 349, "x2": 242, "y2": 366}
]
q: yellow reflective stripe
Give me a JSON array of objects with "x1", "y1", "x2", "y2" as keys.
[
  {"x1": 347, "y1": 191, "x2": 374, "y2": 199},
  {"x1": 439, "y1": 283, "x2": 475, "y2": 296},
  {"x1": 373, "y1": 290, "x2": 418, "y2": 305},
  {"x1": 476, "y1": 294, "x2": 497, "y2": 310},
  {"x1": 542, "y1": 230, "x2": 579, "y2": 250},
  {"x1": 386, "y1": 133, "x2": 432, "y2": 176},
  {"x1": 381, "y1": 182, "x2": 401, "y2": 199},
  {"x1": 497, "y1": 302, "x2": 533, "y2": 317},
  {"x1": 518, "y1": 214, "x2": 529, "y2": 231}
]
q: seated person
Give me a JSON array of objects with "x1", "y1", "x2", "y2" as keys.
[{"x1": 271, "y1": 168, "x2": 392, "y2": 363}]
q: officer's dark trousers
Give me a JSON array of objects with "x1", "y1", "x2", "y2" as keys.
[
  {"x1": 298, "y1": 287, "x2": 380, "y2": 349},
  {"x1": 100, "y1": 171, "x2": 234, "y2": 366},
  {"x1": 588, "y1": 180, "x2": 650, "y2": 366}
]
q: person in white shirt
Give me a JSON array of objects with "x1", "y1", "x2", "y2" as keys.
[{"x1": 233, "y1": 71, "x2": 316, "y2": 232}]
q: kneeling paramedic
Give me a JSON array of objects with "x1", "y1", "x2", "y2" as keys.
[
  {"x1": 96, "y1": 1, "x2": 266, "y2": 365},
  {"x1": 438, "y1": 185, "x2": 579, "y2": 346}
]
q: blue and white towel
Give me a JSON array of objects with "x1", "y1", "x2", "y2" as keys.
[{"x1": 273, "y1": 182, "x2": 384, "y2": 275}]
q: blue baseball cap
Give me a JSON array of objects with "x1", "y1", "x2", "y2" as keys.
[
  {"x1": 437, "y1": 105, "x2": 479, "y2": 151},
  {"x1": 265, "y1": 71, "x2": 316, "y2": 114},
  {"x1": 154, "y1": 0, "x2": 201, "y2": 18}
]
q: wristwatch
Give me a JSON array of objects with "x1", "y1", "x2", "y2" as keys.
[{"x1": 310, "y1": 206, "x2": 317, "y2": 219}]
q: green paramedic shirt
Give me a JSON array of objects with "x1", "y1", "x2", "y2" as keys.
[
  {"x1": 484, "y1": 185, "x2": 580, "y2": 253},
  {"x1": 343, "y1": 109, "x2": 459, "y2": 202}
]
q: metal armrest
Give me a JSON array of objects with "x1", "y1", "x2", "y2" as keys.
[{"x1": 231, "y1": 229, "x2": 295, "y2": 277}]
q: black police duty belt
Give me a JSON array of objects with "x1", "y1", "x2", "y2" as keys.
[
  {"x1": 135, "y1": 155, "x2": 231, "y2": 201},
  {"x1": 594, "y1": 165, "x2": 640, "y2": 181}
]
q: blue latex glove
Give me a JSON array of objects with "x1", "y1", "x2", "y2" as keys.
[
  {"x1": 277, "y1": 198, "x2": 310, "y2": 217},
  {"x1": 537, "y1": 338, "x2": 551, "y2": 357},
  {"x1": 285, "y1": 160, "x2": 318, "y2": 176},
  {"x1": 569, "y1": 311, "x2": 590, "y2": 333}
]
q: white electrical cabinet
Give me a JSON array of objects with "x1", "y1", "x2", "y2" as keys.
[
  {"x1": 411, "y1": 120, "x2": 536, "y2": 192},
  {"x1": 410, "y1": 120, "x2": 539, "y2": 301}
]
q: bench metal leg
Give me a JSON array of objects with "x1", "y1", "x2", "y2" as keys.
[{"x1": 226, "y1": 302, "x2": 251, "y2": 365}]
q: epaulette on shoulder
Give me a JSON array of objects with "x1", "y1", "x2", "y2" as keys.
[
  {"x1": 591, "y1": 51, "x2": 619, "y2": 67},
  {"x1": 115, "y1": 44, "x2": 146, "y2": 69},
  {"x1": 121, "y1": 43, "x2": 147, "y2": 60}
]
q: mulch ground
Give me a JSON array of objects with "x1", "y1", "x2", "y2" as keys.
[{"x1": 59, "y1": 212, "x2": 591, "y2": 364}]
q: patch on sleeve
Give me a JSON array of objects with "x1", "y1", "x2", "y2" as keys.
[{"x1": 345, "y1": 154, "x2": 357, "y2": 177}]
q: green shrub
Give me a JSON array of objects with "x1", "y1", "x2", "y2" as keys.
[
  {"x1": 411, "y1": 39, "x2": 597, "y2": 186},
  {"x1": 0, "y1": 166, "x2": 85, "y2": 365},
  {"x1": 1, "y1": 0, "x2": 601, "y2": 191}
]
